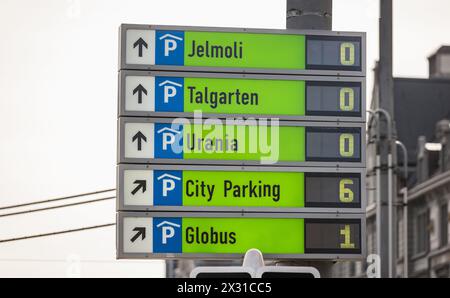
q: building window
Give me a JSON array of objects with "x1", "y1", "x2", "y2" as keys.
[
  {"x1": 440, "y1": 203, "x2": 448, "y2": 248},
  {"x1": 415, "y1": 209, "x2": 429, "y2": 256}
]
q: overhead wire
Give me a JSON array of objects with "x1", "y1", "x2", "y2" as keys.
[
  {"x1": 0, "y1": 196, "x2": 116, "y2": 219},
  {"x1": 0, "y1": 189, "x2": 116, "y2": 211},
  {"x1": 0, "y1": 223, "x2": 116, "y2": 244},
  {"x1": 0, "y1": 189, "x2": 118, "y2": 244}
]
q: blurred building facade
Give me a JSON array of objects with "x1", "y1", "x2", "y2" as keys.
[{"x1": 332, "y1": 46, "x2": 450, "y2": 278}]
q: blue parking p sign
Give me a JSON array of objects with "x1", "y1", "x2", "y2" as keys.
[{"x1": 153, "y1": 218, "x2": 182, "y2": 253}]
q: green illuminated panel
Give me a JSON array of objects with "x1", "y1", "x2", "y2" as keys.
[
  {"x1": 182, "y1": 218, "x2": 305, "y2": 254},
  {"x1": 182, "y1": 171, "x2": 304, "y2": 208},
  {"x1": 184, "y1": 77, "x2": 306, "y2": 116},
  {"x1": 182, "y1": 124, "x2": 306, "y2": 162},
  {"x1": 184, "y1": 32, "x2": 306, "y2": 70}
]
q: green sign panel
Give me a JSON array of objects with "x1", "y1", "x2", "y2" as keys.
[
  {"x1": 184, "y1": 32, "x2": 306, "y2": 70},
  {"x1": 121, "y1": 25, "x2": 365, "y2": 75},
  {"x1": 121, "y1": 71, "x2": 364, "y2": 119},
  {"x1": 183, "y1": 171, "x2": 302, "y2": 208},
  {"x1": 121, "y1": 166, "x2": 363, "y2": 210},
  {"x1": 182, "y1": 217, "x2": 305, "y2": 254},
  {"x1": 182, "y1": 124, "x2": 306, "y2": 162},
  {"x1": 184, "y1": 77, "x2": 304, "y2": 115},
  {"x1": 120, "y1": 214, "x2": 363, "y2": 257}
]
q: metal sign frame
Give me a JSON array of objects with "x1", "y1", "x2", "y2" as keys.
[
  {"x1": 189, "y1": 267, "x2": 254, "y2": 278},
  {"x1": 118, "y1": 70, "x2": 367, "y2": 122},
  {"x1": 117, "y1": 164, "x2": 367, "y2": 213},
  {"x1": 117, "y1": 117, "x2": 367, "y2": 167},
  {"x1": 119, "y1": 24, "x2": 366, "y2": 77},
  {"x1": 255, "y1": 266, "x2": 321, "y2": 278},
  {"x1": 189, "y1": 266, "x2": 321, "y2": 278},
  {"x1": 117, "y1": 212, "x2": 366, "y2": 261}
]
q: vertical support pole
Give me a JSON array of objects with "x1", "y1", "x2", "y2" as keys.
[
  {"x1": 396, "y1": 141, "x2": 408, "y2": 278},
  {"x1": 285, "y1": 0, "x2": 333, "y2": 278},
  {"x1": 379, "y1": 0, "x2": 397, "y2": 278},
  {"x1": 287, "y1": 0, "x2": 332, "y2": 30},
  {"x1": 401, "y1": 188, "x2": 408, "y2": 278}
]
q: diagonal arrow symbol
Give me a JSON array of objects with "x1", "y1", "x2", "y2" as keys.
[
  {"x1": 131, "y1": 180, "x2": 147, "y2": 195},
  {"x1": 131, "y1": 227, "x2": 146, "y2": 243}
]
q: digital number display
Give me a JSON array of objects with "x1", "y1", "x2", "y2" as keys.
[
  {"x1": 306, "y1": 36, "x2": 362, "y2": 71},
  {"x1": 306, "y1": 127, "x2": 362, "y2": 162},
  {"x1": 306, "y1": 82, "x2": 362, "y2": 117},
  {"x1": 305, "y1": 219, "x2": 362, "y2": 254},
  {"x1": 305, "y1": 173, "x2": 361, "y2": 208}
]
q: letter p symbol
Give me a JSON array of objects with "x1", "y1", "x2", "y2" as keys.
[
  {"x1": 162, "y1": 179, "x2": 176, "y2": 197},
  {"x1": 164, "y1": 39, "x2": 177, "y2": 57},
  {"x1": 162, "y1": 226, "x2": 175, "y2": 244},
  {"x1": 164, "y1": 85, "x2": 177, "y2": 103},
  {"x1": 162, "y1": 132, "x2": 176, "y2": 151}
]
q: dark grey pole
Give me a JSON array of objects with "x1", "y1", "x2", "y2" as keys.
[
  {"x1": 285, "y1": 0, "x2": 334, "y2": 278},
  {"x1": 378, "y1": 0, "x2": 397, "y2": 278},
  {"x1": 287, "y1": 0, "x2": 332, "y2": 30}
]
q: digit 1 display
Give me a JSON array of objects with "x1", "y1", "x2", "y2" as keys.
[{"x1": 304, "y1": 219, "x2": 361, "y2": 254}]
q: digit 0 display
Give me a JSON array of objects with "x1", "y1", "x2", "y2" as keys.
[
  {"x1": 306, "y1": 81, "x2": 362, "y2": 117},
  {"x1": 118, "y1": 165, "x2": 365, "y2": 212},
  {"x1": 306, "y1": 127, "x2": 361, "y2": 162},
  {"x1": 120, "y1": 24, "x2": 366, "y2": 76},
  {"x1": 119, "y1": 71, "x2": 365, "y2": 121},
  {"x1": 306, "y1": 36, "x2": 362, "y2": 71},
  {"x1": 118, "y1": 212, "x2": 365, "y2": 259}
]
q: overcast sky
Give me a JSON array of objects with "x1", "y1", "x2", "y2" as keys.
[{"x1": 1, "y1": 0, "x2": 450, "y2": 277}]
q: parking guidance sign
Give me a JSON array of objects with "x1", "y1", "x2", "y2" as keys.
[
  {"x1": 120, "y1": 25, "x2": 365, "y2": 76},
  {"x1": 119, "y1": 71, "x2": 365, "y2": 121},
  {"x1": 118, "y1": 212, "x2": 365, "y2": 260},
  {"x1": 116, "y1": 24, "x2": 368, "y2": 262},
  {"x1": 118, "y1": 118, "x2": 365, "y2": 167},
  {"x1": 118, "y1": 165, "x2": 365, "y2": 213}
]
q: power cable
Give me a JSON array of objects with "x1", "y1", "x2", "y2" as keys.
[
  {"x1": 0, "y1": 258, "x2": 148, "y2": 264},
  {"x1": 0, "y1": 196, "x2": 116, "y2": 218},
  {"x1": 0, "y1": 189, "x2": 116, "y2": 211},
  {"x1": 0, "y1": 223, "x2": 116, "y2": 244}
]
